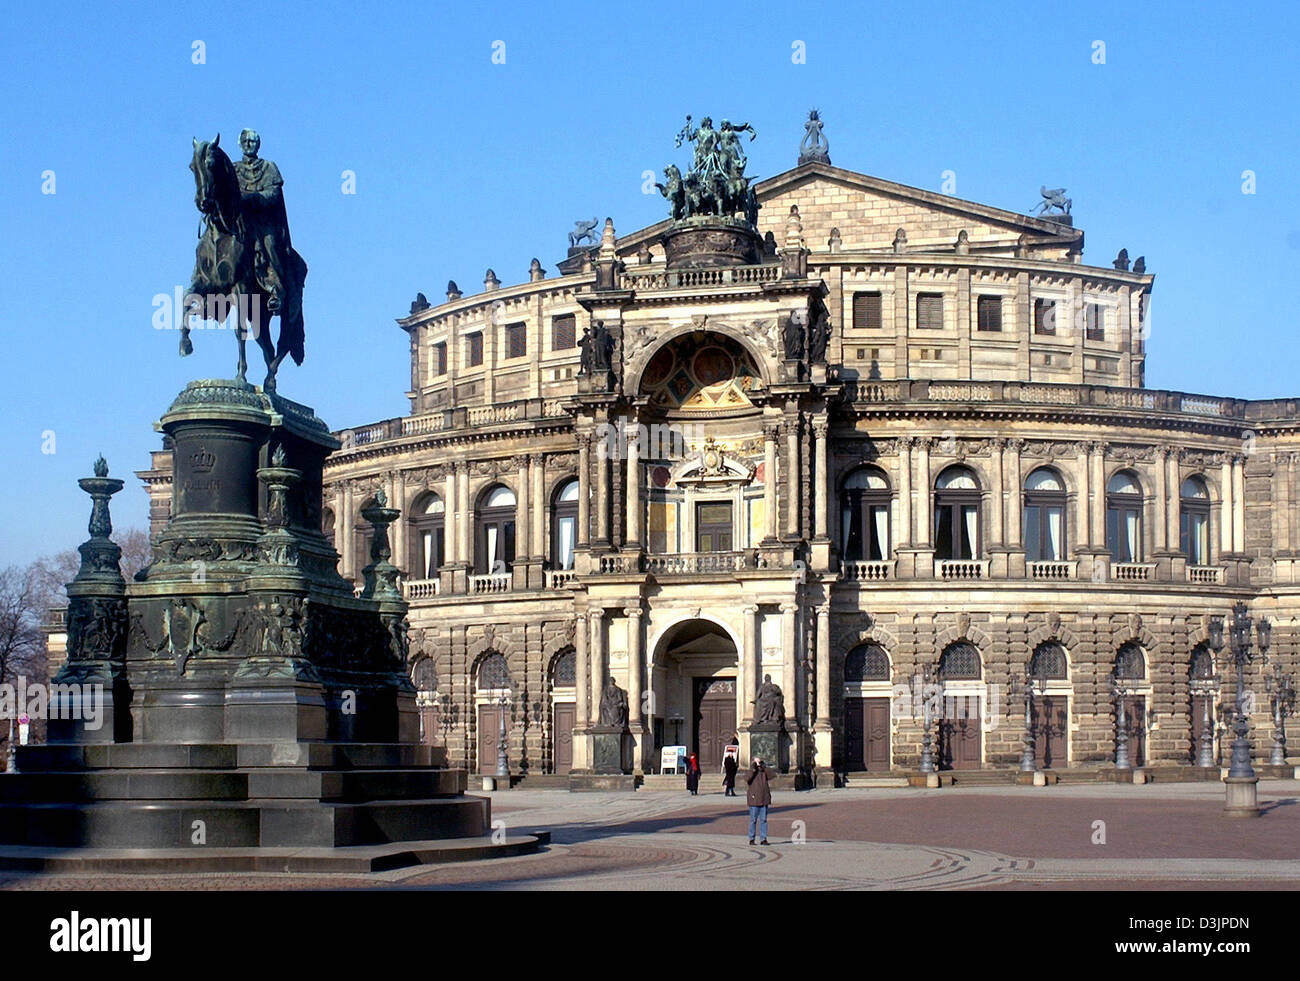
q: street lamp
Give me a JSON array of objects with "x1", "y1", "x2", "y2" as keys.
[
  {"x1": 496, "y1": 690, "x2": 511, "y2": 780},
  {"x1": 438, "y1": 693, "x2": 455, "y2": 750},
  {"x1": 1109, "y1": 672, "x2": 1132, "y2": 770},
  {"x1": 1266, "y1": 662, "x2": 1295, "y2": 767},
  {"x1": 918, "y1": 664, "x2": 936, "y2": 774},
  {"x1": 1019, "y1": 668, "x2": 1038, "y2": 773},
  {"x1": 1215, "y1": 603, "x2": 1269, "y2": 818}
]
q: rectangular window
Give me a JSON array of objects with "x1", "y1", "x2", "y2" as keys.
[
  {"x1": 1085, "y1": 303, "x2": 1105, "y2": 341},
  {"x1": 505, "y1": 322, "x2": 527, "y2": 360},
  {"x1": 853, "y1": 292, "x2": 883, "y2": 330},
  {"x1": 916, "y1": 293, "x2": 944, "y2": 331},
  {"x1": 696, "y1": 501, "x2": 733, "y2": 553},
  {"x1": 552, "y1": 314, "x2": 576, "y2": 351},
  {"x1": 976, "y1": 295, "x2": 1002, "y2": 332},
  {"x1": 1034, "y1": 298, "x2": 1057, "y2": 336},
  {"x1": 433, "y1": 342, "x2": 447, "y2": 376},
  {"x1": 466, "y1": 331, "x2": 483, "y2": 367}
]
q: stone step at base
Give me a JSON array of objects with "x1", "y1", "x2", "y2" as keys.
[
  {"x1": 0, "y1": 795, "x2": 489, "y2": 849},
  {"x1": 0, "y1": 832, "x2": 548, "y2": 874},
  {"x1": 0, "y1": 767, "x2": 466, "y2": 803},
  {"x1": 835, "y1": 773, "x2": 912, "y2": 788},
  {"x1": 18, "y1": 742, "x2": 445, "y2": 772}
]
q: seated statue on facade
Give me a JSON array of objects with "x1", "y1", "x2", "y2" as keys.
[
  {"x1": 753, "y1": 674, "x2": 785, "y2": 726},
  {"x1": 598, "y1": 676, "x2": 629, "y2": 729}
]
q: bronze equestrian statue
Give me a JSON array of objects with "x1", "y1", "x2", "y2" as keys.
[{"x1": 184, "y1": 129, "x2": 308, "y2": 390}]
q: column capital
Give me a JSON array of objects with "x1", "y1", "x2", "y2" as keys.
[
  {"x1": 576, "y1": 433, "x2": 593, "y2": 450},
  {"x1": 1005, "y1": 437, "x2": 1025, "y2": 454},
  {"x1": 780, "y1": 602, "x2": 799, "y2": 615},
  {"x1": 764, "y1": 424, "x2": 781, "y2": 442},
  {"x1": 742, "y1": 605, "x2": 760, "y2": 616},
  {"x1": 816, "y1": 604, "x2": 831, "y2": 619},
  {"x1": 989, "y1": 437, "x2": 1006, "y2": 451},
  {"x1": 588, "y1": 607, "x2": 605, "y2": 623},
  {"x1": 915, "y1": 436, "x2": 933, "y2": 451},
  {"x1": 624, "y1": 606, "x2": 643, "y2": 620}
]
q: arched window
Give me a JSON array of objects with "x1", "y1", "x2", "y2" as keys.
[
  {"x1": 321, "y1": 507, "x2": 335, "y2": 547},
  {"x1": 476, "y1": 652, "x2": 511, "y2": 690},
  {"x1": 1114, "y1": 642, "x2": 1146, "y2": 680},
  {"x1": 1023, "y1": 468, "x2": 1067, "y2": 562},
  {"x1": 411, "y1": 493, "x2": 445, "y2": 580},
  {"x1": 552, "y1": 479, "x2": 580, "y2": 570},
  {"x1": 1029, "y1": 641, "x2": 1068, "y2": 680},
  {"x1": 934, "y1": 467, "x2": 980, "y2": 560},
  {"x1": 551, "y1": 648, "x2": 576, "y2": 688},
  {"x1": 841, "y1": 468, "x2": 891, "y2": 561},
  {"x1": 412, "y1": 657, "x2": 439, "y2": 693},
  {"x1": 1190, "y1": 644, "x2": 1215, "y2": 681},
  {"x1": 1105, "y1": 471, "x2": 1143, "y2": 563},
  {"x1": 476, "y1": 485, "x2": 517, "y2": 574},
  {"x1": 845, "y1": 643, "x2": 891, "y2": 682},
  {"x1": 938, "y1": 641, "x2": 982, "y2": 680},
  {"x1": 1180, "y1": 476, "x2": 1210, "y2": 565}
]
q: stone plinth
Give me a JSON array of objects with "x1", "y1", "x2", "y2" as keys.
[
  {"x1": 661, "y1": 217, "x2": 763, "y2": 269},
  {"x1": 749, "y1": 723, "x2": 788, "y2": 773},
  {"x1": 591, "y1": 726, "x2": 630, "y2": 774}
]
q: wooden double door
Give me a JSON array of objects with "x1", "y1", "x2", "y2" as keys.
[
  {"x1": 1032, "y1": 695, "x2": 1069, "y2": 769},
  {"x1": 939, "y1": 696, "x2": 982, "y2": 770},
  {"x1": 844, "y1": 697, "x2": 891, "y2": 771},
  {"x1": 553, "y1": 702, "x2": 575, "y2": 774},
  {"x1": 694, "y1": 678, "x2": 737, "y2": 772},
  {"x1": 478, "y1": 705, "x2": 503, "y2": 775}
]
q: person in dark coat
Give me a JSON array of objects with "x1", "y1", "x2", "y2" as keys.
[
  {"x1": 685, "y1": 752, "x2": 701, "y2": 795},
  {"x1": 746, "y1": 756, "x2": 773, "y2": 845},
  {"x1": 722, "y1": 736, "x2": 739, "y2": 796}
]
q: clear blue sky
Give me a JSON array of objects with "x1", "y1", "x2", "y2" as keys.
[{"x1": 2, "y1": 0, "x2": 1297, "y2": 567}]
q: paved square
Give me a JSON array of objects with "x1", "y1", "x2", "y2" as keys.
[{"x1": 3, "y1": 781, "x2": 1297, "y2": 891}]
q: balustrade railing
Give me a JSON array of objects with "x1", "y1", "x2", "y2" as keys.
[
  {"x1": 1187, "y1": 565, "x2": 1225, "y2": 585},
  {"x1": 1028, "y1": 560, "x2": 1074, "y2": 580},
  {"x1": 1112, "y1": 562, "x2": 1157, "y2": 582},
  {"x1": 937, "y1": 559, "x2": 989, "y2": 580},
  {"x1": 544, "y1": 569, "x2": 577, "y2": 589},
  {"x1": 468, "y1": 572, "x2": 511, "y2": 594},
  {"x1": 403, "y1": 578, "x2": 441, "y2": 599},
  {"x1": 645, "y1": 552, "x2": 746, "y2": 574},
  {"x1": 841, "y1": 560, "x2": 895, "y2": 581}
]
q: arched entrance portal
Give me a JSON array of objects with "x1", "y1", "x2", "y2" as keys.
[{"x1": 652, "y1": 618, "x2": 740, "y2": 773}]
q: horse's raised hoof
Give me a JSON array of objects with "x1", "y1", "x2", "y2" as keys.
[
  {"x1": 262, "y1": 373, "x2": 277, "y2": 394},
  {"x1": 179, "y1": 336, "x2": 193, "y2": 357}
]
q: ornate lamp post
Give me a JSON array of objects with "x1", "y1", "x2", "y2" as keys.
[
  {"x1": 918, "y1": 664, "x2": 937, "y2": 774},
  {"x1": 1266, "y1": 662, "x2": 1295, "y2": 767},
  {"x1": 1019, "y1": 669, "x2": 1038, "y2": 773},
  {"x1": 496, "y1": 690, "x2": 511, "y2": 780},
  {"x1": 1216, "y1": 603, "x2": 1269, "y2": 817},
  {"x1": 1110, "y1": 672, "x2": 1131, "y2": 771},
  {"x1": 1199, "y1": 618, "x2": 1227, "y2": 769},
  {"x1": 438, "y1": 693, "x2": 455, "y2": 749}
]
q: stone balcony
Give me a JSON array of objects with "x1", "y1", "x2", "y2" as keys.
[{"x1": 334, "y1": 396, "x2": 571, "y2": 451}]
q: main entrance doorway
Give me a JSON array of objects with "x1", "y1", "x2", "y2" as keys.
[
  {"x1": 651, "y1": 617, "x2": 741, "y2": 774},
  {"x1": 1033, "y1": 695, "x2": 1069, "y2": 769},
  {"x1": 844, "y1": 697, "x2": 890, "y2": 771},
  {"x1": 694, "y1": 678, "x2": 737, "y2": 771}
]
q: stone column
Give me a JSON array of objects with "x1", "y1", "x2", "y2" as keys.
[
  {"x1": 1220, "y1": 454, "x2": 1234, "y2": 554},
  {"x1": 517, "y1": 456, "x2": 531, "y2": 559},
  {"x1": 1006, "y1": 439, "x2": 1024, "y2": 546},
  {"x1": 781, "y1": 603, "x2": 798, "y2": 726},
  {"x1": 916, "y1": 438, "x2": 932, "y2": 546},
  {"x1": 813, "y1": 418, "x2": 829, "y2": 539},
  {"x1": 575, "y1": 611, "x2": 589, "y2": 729},
  {"x1": 1074, "y1": 442, "x2": 1090, "y2": 552},
  {"x1": 1090, "y1": 442, "x2": 1106, "y2": 550},
  {"x1": 339, "y1": 481, "x2": 354, "y2": 580},
  {"x1": 458, "y1": 463, "x2": 472, "y2": 570},
  {"x1": 1153, "y1": 446, "x2": 1168, "y2": 551},
  {"x1": 764, "y1": 425, "x2": 779, "y2": 541},
  {"x1": 391, "y1": 470, "x2": 406, "y2": 572},
  {"x1": 626, "y1": 607, "x2": 643, "y2": 727},
  {"x1": 814, "y1": 605, "x2": 832, "y2": 770},
  {"x1": 595, "y1": 430, "x2": 610, "y2": 546},
  {"x1": 577, "y1": 435, "x2": 591, "y2": 548},
  {"x1": 741, "y1": 605, "x2": 759, "y2": 725},
  {"x1": 1232, "y1": 455, "x2": 1245, "y2": 553},
  {"x1": 589, "y1": 608, "x2": 606, "y2": 712},
  {"x1": 990, "y1": 439, "x2": 1005, "y2": 546},
  {"x1": 897, "y1": 437, "x2": 913, "y2": 547},
  {"x1": 444, "y1": 467, "x2": 457, "y2": 564},
  {"x1": 532, "y1": 453, "x2": 545, "y2": 561},
  {"x1": 626, "y1": 420, "x2": 642, "y2": 547},
  {"x1": 1167, "y1": 447, "x2": 1182, "y2": 552},
  {"x1": 785, "y1": 418, "x2": 801, "y2": 538}
]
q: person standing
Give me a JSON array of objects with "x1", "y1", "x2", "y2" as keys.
[
  {"x1": 685, "y1": 752, "x2": 701, "y2": 796},
  {"x1": 722, "y1": 736, "x2": 739, "y2": 797},
  {"x1": 745, "y1": 756, "x2": 772, "y2": 845}
]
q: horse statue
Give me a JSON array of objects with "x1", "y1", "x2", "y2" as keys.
[
  {"x1": 185, "y1": 133, "x2": 308, "y2": 390},
  {"x1": 569, "y1": 217, "x2": 601, "y2": 249}
]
